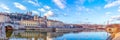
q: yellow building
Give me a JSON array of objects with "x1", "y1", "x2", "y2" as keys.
[
  {"x1": 39, "y1": 18, "x2": 45, "y2": 24},
  {"x1": 106, "y1": 24, "x2": 120, "y2": 34},
  {"x1": 47, "y1": 20, "x2": 64, "y2": 28},
  {"x1": 20, "y1": 20, "x2": 39, "y2": 28}
]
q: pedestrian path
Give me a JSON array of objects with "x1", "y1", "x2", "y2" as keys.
[{"x1": 111, "y1": 32, "x2": 120, "y2": 40}]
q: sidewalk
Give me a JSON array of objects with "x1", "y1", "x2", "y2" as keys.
[{"x1": 112, "y1": 32, "x2": 120, "y2": 40}]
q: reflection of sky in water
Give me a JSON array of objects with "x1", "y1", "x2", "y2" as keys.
[
  {"x1": 10, "y1": 38, "x2": 28, "y2": 40},
  {"x1": 0, "y1": 29, "x2": 111, "y2": 40},
  {"x1": 54, "y1": 32, "x2": 110, "y2": 40},
  {"x1": 9, "y1": 38, "x2": 44, "y2": 40}
]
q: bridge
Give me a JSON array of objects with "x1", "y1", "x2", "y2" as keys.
[
  {"x1": 0, "y1": 14, "x2": 26, "y2": 30},
  {"x1": 0, "y1": 14, "x2": 24, "y2": 39},
  {"x1": 0, "y1": 22, "x2": 21, "y2": 39}
]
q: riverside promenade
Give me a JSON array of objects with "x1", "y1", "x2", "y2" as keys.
[{"x1": 112, "y1": 32, "x2": 120, "y2": 40}]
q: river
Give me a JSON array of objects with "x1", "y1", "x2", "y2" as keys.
[{"x1": 0, "y1": 29, "x2": 111, "y2": 40}]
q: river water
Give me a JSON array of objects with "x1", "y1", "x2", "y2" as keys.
[{"x1": 0, "y1": 29, "x2": 111, "y2": 40}]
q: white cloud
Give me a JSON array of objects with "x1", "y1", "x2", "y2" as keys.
[
  {"x1": 77, "y1": 6, "x2": 95, "y2": 14},
  {"x1": 0, "y1": 4, "x2": 9, "y2": 10},
  {"x1": 76, "y1": 0, "x2": 94, "y2": 5},
  {"x1": 118, "y1": 9, "x2": 120, "y2": 12},
  {"x1": 109, "y1": 15, "x2": 120, "y2": 22},
  {"x1": 44, "y1": 11, "x2": 54, "y2": 17},
  {"x1": 32, "y1": 10, "x2": 39, "y2": 15},
  {"x1": 94, "y1": 6, "x2": 101, "y2": 10},
  {"x1": 119, "y1": 6, "x2": 120, "y2": 8},
  {"x1": 109, "y1": 15, "x2": 120, "y2": 24},
  {"x1": 78, "y1": 6, "x2": 91, "y2": 11},
  {"x1": 105, "y1": 0, "x2": 115, "y2": 3},
  {"x1": 105, "y1": 12, "x2": 111, "y2": 15},
  {"x1": 63, "y1": 13, "x2": 68, "y2": 16},
  {"x1": 104, "y1": 0, "x2": 120, "y2": 8},
  {"x1": 104, "y1": 12, "x2": 112, "y2": 17},
  {"x1": 53, "y1": 0, "x2": 65, "y2": 9},
  {"x1": 14, "y1": 2, "x2": 27, "y2": 10},
  {"x1": 28, "y1": 0, "x2": 40, "y2": 6},
  {"x1": 107, "y1": 15, "x2": 120, "y2": 22},
  {"x1": 108, "y1": 19, "x2": 113, "y2": 22},
  {"x1": 4, "y1": 11, "x2": 10, "y2": 13},
  {"x1": 111, "y1": 15, "x2": 120, "y2": 19},
  {"x1": 77, "y1": 6, "x2": 84, "y2": 11},
  {"x1": 44, "y1": 6, "x2": 50, "y2": 9},
  {"x1": 38, "y1": 8, "x2": 46, "y2": 12},
  {"x1": 88, "y1": 0, "x2": 95, "y2": 3},
  {"x1": 76, "y1": 0, "x2": 86, "y2": 4}
]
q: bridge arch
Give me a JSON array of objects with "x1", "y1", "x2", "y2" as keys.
[
  {"x1": 4, "y1": 25, "x2": 13, "y2": 38},
  {"x1": 5, "y1": 25, "x2": 13, "y2": 30}
]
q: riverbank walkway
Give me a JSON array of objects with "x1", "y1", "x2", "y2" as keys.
[{"x1": 111, "y1": 32, "x2": 120, "y2": 40}]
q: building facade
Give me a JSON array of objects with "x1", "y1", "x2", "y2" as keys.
[
  {"x1": 0, "y1": 15, "x2": 11, "y2": 22},
  {"x1": 47, "y1": 20, "x2": 64, "y2": 28},
  {"x1": 20, "y1": 20, "x2": 40, "y2": 28}
]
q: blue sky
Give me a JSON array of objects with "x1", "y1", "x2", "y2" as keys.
[{"x1": 0, "y1": 0, "x2": 120, "y2": 24}]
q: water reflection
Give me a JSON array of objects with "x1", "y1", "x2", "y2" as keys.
[
  {"x1": 0, "y1": 29, "x2": 111, "y2": 40},
  {"x1": 4, "y1": 30, "x2": 70, "y2": 40},
  {"x1": 6, "y1": 30, "x2": 13, "y2": 38},
  {"x1": 106, "y1": 36, "x2": 112, "y2": 40}
]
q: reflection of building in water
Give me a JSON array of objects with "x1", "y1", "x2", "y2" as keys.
[
  {"x1": 47, "y1": 32, "x2": 67, "y2": 38},
  {"x1": 3, "y1": 30, "x2": 68, "y2": 40}
]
